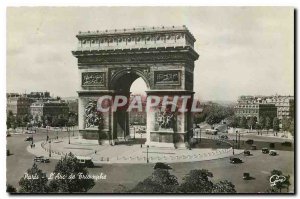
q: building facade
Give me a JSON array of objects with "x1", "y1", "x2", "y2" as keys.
[
  {"x1": 234, "y1": 103, "x2": 277, "y2": 121},
  {"x1": 234, "y1": 95, "x2": 294, "y2": 122},
  {"x1": 269, "y1": 95, "x2": 294, "y2": 120},
  {"x1": 7, "y1": 93, "x2": 32, "y2": 117},
  {"x1": 30, "y1": 100, "x2": 69, "y2": 121}
]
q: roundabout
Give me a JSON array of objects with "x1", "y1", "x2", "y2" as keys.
[{"x1": 27, "y1": 136, "x2": 243, "y2": 164}]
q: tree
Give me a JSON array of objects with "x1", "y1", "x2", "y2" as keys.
[
  {"x1": 239, "y1": 117, "x2": 247, "y2": 129},
  {"x1": 19, "y1": 164, "x2": 49, "y2": 193},
  {"x1": 179, "y1": 169, "x2": 214, "y2": 193},
  {"x1": 265, "y1": 117, "x2": 272, "y2": 134},
  {"x1": 273, "y1": 117, "x2": 280, "y2": 132},
  {"x1": 282, "y1": 117, "x2": 292, "y2": 131},
  {"x1": 48, "y1": 153, "x2": 95, "y2": 193},
  {"x1": 6, "y1": 111, "x2": 14, "y2": 129},
  {"x1": 259, "y1": 116, "x2": 265, "y2": 130},
  {"x1": 289, "y1": 119, "x2": 294, "y2": 136},
  {"x1": 6, "y1": 184, "x2": 17, "y2": 193},
  {"x1": 195, "y1": 103, "x2": 234, "y2": 126},
  {"x1": 23, "y1": 114, "x2": 30, "y2": 126},
  {"x1": 212, "y1": 180, "x2": 236, "y2": 193},
  {"x1": 131, "y1": 169, "x2": 179, "y2": 193},
  {"x1": 227, "y1": 116, "x2": 240, "y2": 128},
  {"x1": 247, "y1": 117, "x2": 256, "y2": 130},
  {"x1": 34, "y1": 115, "x2": 39, "y2": 123}
]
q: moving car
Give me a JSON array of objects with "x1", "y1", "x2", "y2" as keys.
[
  {"x1": 41, "y1": 157, "x2": 50, "y2": 163},
  {"x1": 34, "y1": 156, "x2": 44, "y2": 162},
  {"x1": 154, "y1": 162, "x2": 172, "y2": 170},
  {"x1": 262, "y1": 148, "x2": 269, "y2": 154},
  {"x1": 243, "y1": 172, "x2": 251, "y2": 180},
  {"x1": 269, "y1": 150, "x2": 277, "y2": 156},
  {"x1": 243, "y1": 150, "x2": 251, "y2": 156},
  {"x1": 77, "y1": 156, "x2": 94, "y2": 168},
  {"x1": 230, "y1": 157, "x2": 243, "y2": 164},
  {"x1": 220, "y1": 135, "x2": 228, "y2": 140},
  {"x1": 25, "y1": 137, "x2": 33, "y2": 141}
]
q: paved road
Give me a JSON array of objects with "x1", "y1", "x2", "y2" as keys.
[
  {"x1": 6, "y1": 131, "x2": 70, "y2": 189},
  {"x1": 7, "y1": 131, "x2": 294, "y2": 193}
]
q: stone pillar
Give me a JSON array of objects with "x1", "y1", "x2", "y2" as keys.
[{"x1": 145, "y1": 91, "x2": 194, "y2": 148}]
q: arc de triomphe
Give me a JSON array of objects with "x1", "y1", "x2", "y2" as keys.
[{"x1": 72, "y1": 26, "x2": 199, "y2": 148}]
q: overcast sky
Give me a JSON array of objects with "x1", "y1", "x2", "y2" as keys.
[{"x1": 7, "y1": 7, "x2": 294, "y2": 101}]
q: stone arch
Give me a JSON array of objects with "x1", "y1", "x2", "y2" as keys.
[
  {"x1": 109, "y1": 68, "x2": 151, "y2": 91},
  {"x1": 72, "y1": 26, "x2": 199, "y2": 148}
]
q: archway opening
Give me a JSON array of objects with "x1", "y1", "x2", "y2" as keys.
[
  {"x1": 129, "y1": 77, "x2": 148, "y2": 140},
  {"x1": 112, "y1": 72, "x2": 148, "y2": 141}
]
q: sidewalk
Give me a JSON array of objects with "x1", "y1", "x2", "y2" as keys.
[
  {"x1": 228, "y1": 128, "x2": 293, "y2": 140},
  {"x1": 27, "y1": 137, "x2": 243, "y2": 164}
]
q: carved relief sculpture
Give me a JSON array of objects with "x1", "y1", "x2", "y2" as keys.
[
  {"x1": 154, "y1": 70, "x2": 181, "y2": 85},
  {"x1": 82, "y1": 72, "x2": 105, "y2": 86},
  {"x1": 157, "y1": 110, "x2": 176, "y2": 130},
  {"x1": 85, "y1": 100, "x2": 103, "y2": 128}
]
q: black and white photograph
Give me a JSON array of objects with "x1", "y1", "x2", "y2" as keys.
[{"x1": 5, "y1": 6, "x2": 295, "y2": 194}]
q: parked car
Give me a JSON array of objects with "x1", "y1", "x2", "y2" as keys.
[
  {"x1": 262, "y1": 148, "x2": 269, "y2": 154},
  {"x1": 251, "y1": 145, "x2": 257, "y2": 150},
  {"x1": 220, "y1": 135, "x2": 228, "y2": 140},
  {"x1": 6, "y1": 133, "x2": 11, "y2": 137},
  {"x1": 230, "y1": 157, "x2": 243, "y2": 164},
  {"x1": 243, "y1": 172, "x2": 251, "y2": 180},
  {"x1": 77, "y1": 156, "x2": 94, "y2": 168},
  {"x1": 34, "y1": 156, "x2": 44, "y2": 162},
  {"x1": 269, "y1": 150, "x2": 277, "y2": 156},
  {"x1": 243, "y1": 150, "x2": 251, "y2": 156},
  {"x1": 41, "y1": 157, "x2": 50, "y2": 163},
  {"x1": 154, "y1": 162, "x2": 172, "y2": 170},
  {"x1": 246, "y1": 139, "x2": 254, "y2": 145},
  {"x1": 25, "y1": 137, "x2": 33, "y2": 141}
]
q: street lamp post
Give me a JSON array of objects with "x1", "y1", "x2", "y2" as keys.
[
  {"x1": 49, "y1": 140, "x2": 51, "y2": 157},
  {"x1": 235, "y1": 130, "x2": 238, "y2": 143},
  {"x1": 31, "y1": 126, "x2": 34, "y2": 145},
  {"x1": 68, "y1": 130, "x2": 70, "y2": 144},
  {"x1": 146, "y1": 145, "x2": 149, "y2": 163},
  {"x1": 56, "y1": 128, "x2": 58, "y2": 140},
  {"x1": 238, "y1": 133, "x2": 241, "y2": 149},
  {"x1": 140, "y1": 132, "x2": 142, "y2": 148},
  {"x1": 232, "y1": 141, "x2": 235, "y2": 155},
  {"x1": 199, "y1": 128, "x2": 202, "y2": 143}
]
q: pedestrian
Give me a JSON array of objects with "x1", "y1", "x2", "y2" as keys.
[{"x1": 95, "y1": 150, "x2": 97, "y2": 154}]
